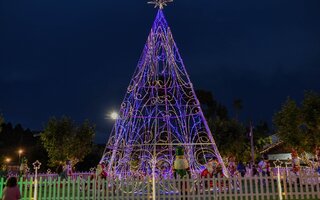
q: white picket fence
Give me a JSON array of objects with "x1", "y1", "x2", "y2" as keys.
[{"x1": 0, "y1": 171, "x2": 319, "y2": 199}]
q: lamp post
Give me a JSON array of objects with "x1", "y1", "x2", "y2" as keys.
[
  {"x1": 106, "y1": 111, "x2": 120, "y2": 172},
  {"x1": 18, "y1": 149, "x2": 23, "y2": 164},
  {"x1": 249, "y1": 123, "x2": 254, "y2": 169},
  {"x1": 4, "y1": 157, "x2": 11, "y2": 172}
]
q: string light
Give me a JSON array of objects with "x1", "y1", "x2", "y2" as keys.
[{"x1": 101, "y1": 8, "x2": 226, "y2": 179}]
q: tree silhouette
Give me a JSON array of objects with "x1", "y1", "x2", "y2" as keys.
[
  {"x1": 273, "y1": 91, "x2": 320, "y2": 153},
  {"x1": 41, "y1": 117, "x2": 95, "y2": 167}
]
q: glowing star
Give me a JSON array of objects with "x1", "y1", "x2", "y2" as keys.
[
  {"x1": 33, "y1": 160, "x2": 42, "y2": 170},
  {"x1": 273, "y1": 159, "x2": 283, "y2": 168},
  {"x1": 148, "y1": 0, "x2": 173, "y2": 9}
]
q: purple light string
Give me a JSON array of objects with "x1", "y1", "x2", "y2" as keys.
[{"x1": 101, "y1": 9, "x2": 227, "y2": 178}]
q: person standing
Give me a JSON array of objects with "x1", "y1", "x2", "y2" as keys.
[
  {"x1": 236, "y1": 161, "x2": 247, "y2": 177},
  {"x1": 291, "y1": 149, "x2": 301, "y2": 175},
  {"x1": 2, "y1": 177, "x2": 21, "y2": 200},
  {"x1": 252, "y1": 164, "x2": 259, "y2": 176},
  {"x1": 227, "y1": 156, "x2": 237, "y2": 177},
  {"x1": 258, "y1": 158, "x2": 268, "y2": 176},
  {"x1": 61, "y1": 160, "x2": 73, "y2": 179}
]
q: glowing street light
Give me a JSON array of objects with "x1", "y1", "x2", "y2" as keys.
[
  {"x1": 5, "y1": 157, "x2": 11, "y2": 163},
  {"x1": 18, "y1": 149, "x2": 23, "y2": 157},
  {"x1": 110, "y1": 112, "x2": 119, "y2": 120},
  {"x1": 18, "y1": 149, "x2": 23, "y2": 164}
]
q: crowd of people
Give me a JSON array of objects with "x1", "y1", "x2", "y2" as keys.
[
  {"x1": 95, "y1": 149, "x2": 320, "y2": 180},
  {"x1": 2, "y1": 148, "x2": 320, "y2": 199},
  {"x1": 198, "y1": 150, "x2": 320, "y2": 179},
  {"x1": 198, "y1": 156, "x2": 270, "y2": 179}
]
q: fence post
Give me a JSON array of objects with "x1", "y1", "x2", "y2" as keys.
[
  {"x1": 282, "y1": 170, "x2": 288, "y2": 199},
  {"x1": 273, "y1": 159, "x2": 283, "y2": 200},
  {"x1": 33, "y1": 160, "x2": 41, "y2": 200},
  {"x1": 152, "y1": 145, "x2": 156, "y2": 200},
  {"x1": 0, "y1": 177, "x2": 4, "y2": 196}
]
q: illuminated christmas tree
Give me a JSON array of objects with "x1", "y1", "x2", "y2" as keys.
[{"x1": 101, "y1": 2, "x2": 227, "y2": 178}]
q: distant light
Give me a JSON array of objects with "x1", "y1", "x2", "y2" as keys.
[
  {"x1": 5, "y1": 158, "x2": 11, "y2": 163},
  {"x1": 110, "y1": 112, "x2": 119, "y2": 120},
  {"x1": 18, "y1": 149, "x2": 23, "y2": 154}
]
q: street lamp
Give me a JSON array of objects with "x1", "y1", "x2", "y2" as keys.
[
  {"x1": 5, "y1": 157, "x2": 11, "y2": 163},
  {"x1": 105, "y1": 111, "x2": 119, "y2": 120},
  {"x1": 4, "y1": 157, "x2": 11, "y2": 171},
  {"x1": 18, "y1": 149, "x2": 23, "y2": 165},
  {"x1": 110, "y1": 112, "x2": 119, "y2": 120}
]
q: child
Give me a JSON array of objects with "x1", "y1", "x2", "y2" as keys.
[{"x1": 2, "y1": 177, "x2": 21, "y2": 200}]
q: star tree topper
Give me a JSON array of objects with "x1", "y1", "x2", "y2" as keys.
[{"x1": 148, "y1": 0, "x2": 173, "y2": 9}]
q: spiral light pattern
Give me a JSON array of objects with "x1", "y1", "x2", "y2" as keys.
[{"x1": 101, "y1": 10, "x2": 228, "y2": 178}]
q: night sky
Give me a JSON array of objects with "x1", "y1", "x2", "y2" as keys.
[{"x1": 1, "y1": 0, "x2": 320, "y2": 143}]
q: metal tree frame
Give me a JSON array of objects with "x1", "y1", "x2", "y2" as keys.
[{"x1": 101, "y1": 9, "x2": 227, "y2": 178}]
